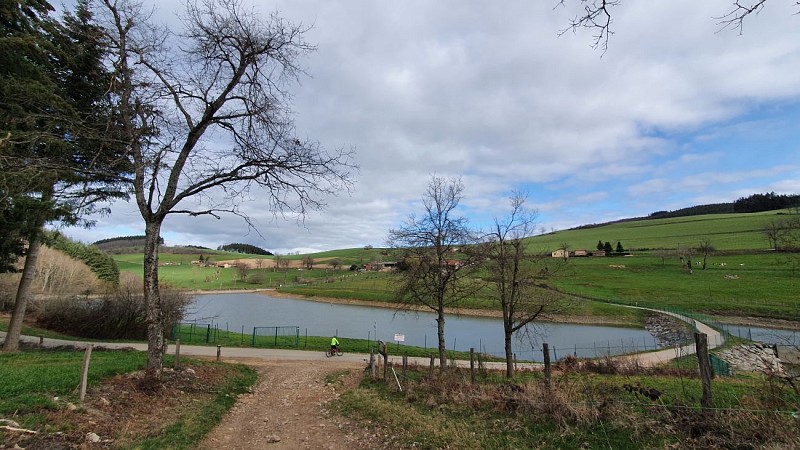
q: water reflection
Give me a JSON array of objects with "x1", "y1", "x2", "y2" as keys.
[
  {"x1": 185, "y1": 293, "x2": 661, "y2": 361},
  {"x1": 721, "y1": 324, "x2": 799, "y2": 346}
]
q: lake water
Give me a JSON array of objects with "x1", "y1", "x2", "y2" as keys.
[
  {"x1": 185, "y1": 293, "x2": 659, "y2": 361},
  {"x1": 721, "y1": 324, "x2": 799, "y2": 346}
]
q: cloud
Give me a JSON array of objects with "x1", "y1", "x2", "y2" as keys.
[{"x1": 57, "y1": 0, "x2": 800, "y2": 252}]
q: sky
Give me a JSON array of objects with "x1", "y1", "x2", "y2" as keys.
[{"x1": 60, "y1": 0, "x2": 800, "y2": 254}]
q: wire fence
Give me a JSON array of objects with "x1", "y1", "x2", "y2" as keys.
[
  {"x1": 172, "y1": 301, "x2": 756, "y2": 376},
  {"x1": 252, "y1": 326, "x2": 300, "y2": 347},
  {"x1": 171, "y1": 322, "x2": 213, "y2": 343}
]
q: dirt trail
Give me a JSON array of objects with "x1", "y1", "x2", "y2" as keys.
[{"x1": 197, "y1": 359, "x2": 377, "y2": 450}]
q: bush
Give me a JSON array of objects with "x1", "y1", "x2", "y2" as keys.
[
  {"x1": 36, "y1": 273, "x2": 190, "y2": 340},
  {"x1": 0, "y1": 273, "x2": 21, "y2": 312}
]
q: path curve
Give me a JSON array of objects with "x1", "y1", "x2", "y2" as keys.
[
  {"x1": 2, "y1": 304, "x2": 723, "y2": 369},
  {"x1": 616, "y1": 306, "x2": 725, "y2": 367}
]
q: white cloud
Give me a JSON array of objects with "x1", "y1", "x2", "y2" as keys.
[{"x1": 57, "y1": 0, "x2": 800, "y2": 251}]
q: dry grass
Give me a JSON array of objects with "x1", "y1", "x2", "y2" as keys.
[{"x1": 339, "y1": 358, "x2": 800, "y2": 449}]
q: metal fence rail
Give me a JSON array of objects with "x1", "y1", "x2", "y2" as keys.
[
  {"x1": 171, "y1": 322, "x2": 212, "y2": 343},
  {"x1": 252, "y1": 326, "x2": 300, "y2": 348}
]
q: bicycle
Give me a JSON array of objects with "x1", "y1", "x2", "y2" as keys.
[{"x1": 325, "y1": 346, "x2": 343, "y2": 357}]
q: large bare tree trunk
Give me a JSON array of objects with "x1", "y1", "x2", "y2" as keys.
[
  {"x1": 504, "y1": 321, "x2": 514, "y2": 378},
  {"x1": 142, "y1": 220, "x2": 165, "y2": 384},
  {"x1": 436, "y1": 310, "x2": 447, "y2": 369},
  {"x1": 1, "y1": 230, "x2": 42, "y2": 352}
]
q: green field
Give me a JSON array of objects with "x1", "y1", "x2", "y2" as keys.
[
  {"x1": 114, "y1": 210, "x2": 800, "y2": 322},
  {"x1": 0, "y1": 348, "x2": 257, "y2": 448},
  {"x1": 522, "y1": 209, "x2": 791, "y2": 252}
]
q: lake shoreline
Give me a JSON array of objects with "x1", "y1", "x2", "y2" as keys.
[
  {"x1": 190, "y1": 288, "x2": 800, "y2": 330},
  {"x1": 193, "y1": 288, "x2": 640, "y2": 327}
]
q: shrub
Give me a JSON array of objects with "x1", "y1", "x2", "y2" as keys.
[
  {"x1": 0, "y1": 273, "x2": 21, "y2": 312},
  {"x1": 35, "y1": 246, "x2": 103, "y2": 294},
  {"x1": 43, "y1": 231, "x2": 120, "y2": 284},
  {"x1": 36, "y1": 273, "x2": 190, "y2": 340}
]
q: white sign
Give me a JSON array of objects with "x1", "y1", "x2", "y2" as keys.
[{"x1": 393, "y1": 333, "x2": 405, "y2": 342}]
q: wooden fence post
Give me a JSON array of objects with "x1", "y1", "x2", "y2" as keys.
[
  {"x1": 402, "y1": 355, "x2": 408, "y2": 388},
  {"x1": 694, "y1": 332, "x2": 713, "y2": 413},
  {"x1": 429, "y1": 354, "x2": 435, "y2": 378},
  {"x1": 79, "y1": 344, "x2": 93, "y2": 402},
  {"x1": 174, "y1": 339, "x2": 181, "y2": 370},
  {"x1": 543, "y1": 343, "x2": 551, "y2": 390},
  {"x1": 216, "y1": 345, "x2": 222, "y2": 362},
  {"x1": 470, "y1": 348, "x2": 475, "y2": 384},
  {"x1": 369, "y1": 348, "x2": 376, "y2": 379},
  {"x1": 378, "y1": 341, "x2": 388, "y2": 380}
]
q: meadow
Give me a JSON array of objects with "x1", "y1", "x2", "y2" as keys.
[
  {"x1": 113, "y1": 209, "x2": 800, "y2": 322},
  {"x1": 335, "y1": 364, "x2": 800, "y2": 449},
  {"x1": 0, "y1": 347, "x2": 256, "y2": 449},
  {"x1": 3, "y1": 210, "x2": 798, "y2": 448}
]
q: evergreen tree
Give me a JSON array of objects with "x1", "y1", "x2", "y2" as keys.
[
  {"x1": 603, "y1": 241, "x2": 613, "y2": 252},
  {"x1": 616, "y1": 241, "x2": 624, "y2": 253},
  {"x1": 596, "y1": 240, "x2": 604, "y2": 251},
  {"x1": 1, "y1": 0, "x2": 129, "y2": 352}
]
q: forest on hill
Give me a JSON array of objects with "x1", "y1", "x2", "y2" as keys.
[{"x1": 574, "y1": 192, "x2": 799, "y2": 230}]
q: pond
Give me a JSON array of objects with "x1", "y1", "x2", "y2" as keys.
[
  {"x1": 721, "y1": 324, "x2": 799, "y2": 346},
  {"x1": 185, "y1": 293, "x2": 660, "y2": 361}
]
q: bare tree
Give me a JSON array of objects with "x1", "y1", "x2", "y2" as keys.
[
  {"x1": 482, "y1": 192, "x2": 564, "y2": 378},
  {"x1": 557, "y1": 0, "x2": 619, "y2": 53},
  {"x1": 301, "y1": 256, "x2": 314, "y2": 270},
  {"x1": 697, "y1": 238, "x2": 715, "y2": 270},
  {"x1": 235, "y1": 263, "x2": 249, "y2": 282},
  {"x1": 764, "y1": 219, "x2": 783, "y2": 250},
  {"x1": 387, "y1": 175, "x2": 482, "y2": 369},
  {"x1": 99, "y1": 0, "x2": 354, "y2": 383},
  {"x1": 782, "y1": 216, "x2": 800, "y2": 251},
  {"x1": 655, "y1": 248, "x2": 671, "y2": 266},
  {"x1": 715, "y1": 0, "x2": 771, "y2": 34},
  {"x1": 677, "y1": 245, "x2": 694, "y2": 274},
  {"x1": 773, "y1": 214, "x2": 800, "y2": 252},
  {"x1": 328, "y1": 258, "x2": 342, "y2": 271},
  {"x1": 558, "y1": 0, "x2": 790, "y2": 50}
]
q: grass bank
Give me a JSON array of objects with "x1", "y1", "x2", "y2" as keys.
[
  {"x1": 335, "y1": 365, "x2": 800, "y2": 449},
  {"x1": 0, "y1": 347, "x2": 257, "y2": 449}
]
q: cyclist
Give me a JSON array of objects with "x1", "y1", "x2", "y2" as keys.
[{"x1": 330, "y1": 336, "x2": 340, "y2": 354}]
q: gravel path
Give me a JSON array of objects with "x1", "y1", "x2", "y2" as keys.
[{"x1": 196, "y1": 359, "x2": 373, "y2": 450}]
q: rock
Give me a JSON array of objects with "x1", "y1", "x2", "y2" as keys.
[
  {"x1": 265, "y1": 435, "x2": 281, "y2": 443},
  {"x1": 645, "y1": 314, "x2": 692, "y2": 347},
  {"x1": 717, "y1": 344, "x2": 783, "y2": 374},
  {"x1": 86, "y1": 432, "x2": 101, "y2": 443}
]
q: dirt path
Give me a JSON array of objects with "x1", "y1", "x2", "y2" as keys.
[{"x1": 197, "y1": 359, "x2": 377, "y2": 450}]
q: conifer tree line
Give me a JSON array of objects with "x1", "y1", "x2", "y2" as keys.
[
  {"x1": 43, "y1": 231, "x2": 119, "y2": 283},
  {"x1": 217, "y1": 243, "x2": 273, "y2": 255},
  {"x1": 733, "y1": 193, "x2": 800, "y2": 214},
  {"x1": 595, "y1": 240, "x2": 625, "y2": 253}
]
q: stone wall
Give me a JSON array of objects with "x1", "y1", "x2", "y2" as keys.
[{"x1": 716, "y1": 344, "x2": 783, "y2": 374}]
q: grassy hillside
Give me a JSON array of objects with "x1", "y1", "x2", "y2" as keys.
[
  {"x1": 114, "y1": 210, "x2": 799, "y2": 321},
  {"x1": 522, "y1": 209, "x2": 791, "y2": 252}
]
